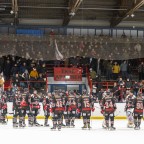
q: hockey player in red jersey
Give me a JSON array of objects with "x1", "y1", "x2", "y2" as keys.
[
  {"x1": 101, "y1": 90, "x2": 117, "y2": 130},
  {"x1": 13, "y1": 90, "x2": 22, "y2": 127},
  {"x1": 42, "y1": 92, "x2": 50, "y2": 127},
  {"x1": 133, "y1": 92, "x2": 144, "y2": 130},
  {"x1": 66, "y1": 91, "x2": 78, "y2": 127},
  {"x1": 50, "y1": 91, "x2": 64, "y2": 131},
  {"x1": 79, "y1": 90, "x2": 95, "y2": 129},
  {"x1": 0, "y1": 93, "x2": 7, "y2": 124},
  {"x1": 19, "y1": 92, "x2": 29, "y2": 127},
  {"x1": 29, "y1": 90, "x2": 41, "y2": 126}
]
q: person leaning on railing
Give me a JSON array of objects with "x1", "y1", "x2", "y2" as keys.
[{"x1": 29, "y1": 67, "x2": 39, "y2": 89}]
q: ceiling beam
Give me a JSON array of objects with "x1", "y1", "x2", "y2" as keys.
[
  {"x1": 110, "y1": 0, "x2": 144, "y2": 27},
  {"x1": 11, "y1": 0, "x2": 19, "y2": 25},
  {"x1": 63, "y1": 0, "x2": 82, "y2": 26}
]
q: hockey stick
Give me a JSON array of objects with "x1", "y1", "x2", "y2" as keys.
[{"x1": 115, "y1": 111, "x2": 121, "y2": 117}]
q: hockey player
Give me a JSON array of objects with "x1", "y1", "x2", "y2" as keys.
[
  {"x1": 79, "y1": 90, "x2": 95, "y2": 129},
  {"x1": 98, "y1": 90, "x2": 107, "y2": 128},
  {"x1": 19, "y1": 92, "x2": 29, "y2": 127},
  {"x1": 0, "y1": 93, "x2": 7, "y2": 124},
  {"x1": 101, "y1": 91, "x2": 117, "y2": 130},
  {"x1": 13, "y1": 90, "x2": 22, "y2": 127},
  {"x1": 133, "y1": 92, "x2": 144, "y2": 130},
  {"x1": 62, "y1": 91, "x2": 69, "y2": 127},
  {"x1": 67, "y1": 91, "x2": 78, "y2": 127},
  {"x1": 124, "y1": 91, "x2": 135, "y2": 128},
  {"x1": 29, "y1": 90, "x2": 41, "y2": 126},
  {"x1": 42, "y1": 92, "x2": 50, "y2": 126},
  {"x1": 50, "y1": 91, "x2": 64, "y2": 131}
]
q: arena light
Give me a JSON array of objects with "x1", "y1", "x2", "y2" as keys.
[
  {"x1": 10, "y1": 10, "x2": 14, "y2": 14},
  {"x1": 65, "y1": 75, "x2": 70, "y2": 79},
  {"x1": 69, "y1": 12, "x2": 75, "y2": 16},
  {"x1": 131, "y1": 14, "x2": 134, "y2": 17}
]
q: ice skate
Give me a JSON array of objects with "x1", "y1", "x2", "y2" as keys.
[
  {"x1": 65, "y1": 122, "x2": 70, "y2": 128},
  {"x1": 57, "y1": 125, "x2": 61, "y2": 131},
  {"x1": 19, "y1": 123, "x2": 25, "y2": 128},
  {"x1": 34, "y1": 120, "x2": 41, "y2": 127},
  {"x1": 13, "y1": 122, "x2": 18, "y2": 128},
  {"x1": 70, "y1": 122, "x2": 75, "y2": 128},
  {"x1": 61, "y1": 123, "x2": 65, "y2": 128},
  {"x1": 87, "y1": 123, "x2": 92, "y2": 130},
  {"x1": 109, "y1": 126, "x2": 116, "y2": 131},
  {"x1": 28, "y1": 123, "x2": 33, "y2": 127},
  {"x1": 82, "y1": 124, "x2": 87, "y2": 129},
  {"x1": 134, "y1": 126, "x2": 140, "y2": 130},
  {"x1": 34, "y1": 122, "x2": 41, "y2": 127},
  {"x1": 1, "y1": 120, "x2": 7, "y2": 125},
  {"x1": 51, "y1": 126, "x2": 56, "y2": 130},
  {"x1": 44, "y1": 123, "x2": 49, "y2": 127}
]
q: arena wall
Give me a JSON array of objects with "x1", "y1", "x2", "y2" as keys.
[{"x1": 7, "y1": 103, "x2": 126, "y2": 119}]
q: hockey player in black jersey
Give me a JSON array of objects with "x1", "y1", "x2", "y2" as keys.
[
  {"x1": 19, "y1": 92, "x2": 29, "y2": 127},
  {"x1": 133, "y1": 92, "x2": 144, "y2": 130},
  {"x1": 66, "y1": 91, "x2": 78, "y2": 127},
  {"x1": 0, "y1": 93, "x2": 7, "y2": 124},
  {"x1": 50, "y1": 92, "x2": 64, "y2": 131},
  {"x1": 42, "y1": 93, "x2": 50, "y2": 126},
  {"x1": 79, "y1": 90, "x2": 95, "y2": 129},
  {"x1": 13, "y1": 90, "x2": 22, "y2": 127},
  {"x1": 62, "y1": 91, "x2": 69, "y2": 127},
  {"x1": 101, "y1": 91, "x2": 117, "y2": 130},
  {"x1": 29, "y1": 90, "x2": 41, "y2": 126}
]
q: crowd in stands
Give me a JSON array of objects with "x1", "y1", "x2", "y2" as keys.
[
  {"x1": 0, "y1": 55, "x2": 143, "y2": 103},
  {"x1": 0, "y1": 31, "x2": 144, "y2": 102},
  {"x1": 0, "y1": 34, "x2": 143, "y2": 61}
]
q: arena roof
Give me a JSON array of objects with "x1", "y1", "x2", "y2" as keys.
[{"x1": 1, "y1": 0, "x2": 144, "y2": 28}]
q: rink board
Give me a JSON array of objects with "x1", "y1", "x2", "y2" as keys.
[{"x1": 7, "y1": 102, "x2": 127, "y2": 119}]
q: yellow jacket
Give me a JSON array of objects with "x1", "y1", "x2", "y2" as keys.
[
  {"x1": 30, "y1": 70, "x2": 38, "y2": 78},
  {"x1": 112, "y1": 65, "x2": 120, "y2": 73}
]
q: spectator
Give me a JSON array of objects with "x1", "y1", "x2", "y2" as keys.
[
  {"x1": 112, "y1": 82, "x2": 119, "y2": 102},
  {"x1": 106, "y1": 61, "x2": 113, "y2": 80},
  {"x1": 29, "y1": 67, "x2": 39, "y2": 89},
  {"x1": 120, "y1": 61, "x2": 128, "y2": 80},
  {"x1": 12, "y1": 73, "x2": 20, "y2": 87},
  {"x1": 35, "y1": 73, "x2": 45, "y2": 90},
  {"x1": 20, "y1": 69, "x2": 29, "y2": 88},
  {"x1": 11, "y1": 63, "x2": 19, "y2": 76},
  {"x1": 117, "y1": 77, "x2": 125, "y2": 101},
  {"x1": 127, "y1": 63, "x2": 133, "y2": 80},
  {"x1": 138, "y1": 62, "x2": 144, "y2": 81},
  {"x1": 0, "y1": 74, "x2": 5, "y2": 92},
  {"x1": 30, "y1": 67, "x2": 38, "y2": 80},
  {"x1": 125, "y1": 78, "x2": 132, "y2": 90},
  {"x1": 50, "y1": 29, "x2": 55, "y2": 38},
  {"x1": 19, "y1": 62, "x2": 27, "y2": 74},
  {"x1": 112, "y1": 62, "x2": 120, "y2": 80},
  {"x1": 89, "y1": 68, "x2": 97, "y2": 81},
  {"x1": 133, "y1": 81, "x2": 140, "y2": 96},
  {"x1": 3, "y1": 59, "x2": 11, "y2": 80}
]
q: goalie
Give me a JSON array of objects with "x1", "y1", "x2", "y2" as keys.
[{"x1": 125, "y1": 91, "x2": 135, "y2": 128}]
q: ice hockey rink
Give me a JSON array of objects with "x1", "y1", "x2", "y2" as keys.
[{"x1": 0, "y1": 119, "x2": 144, "y2": 144}]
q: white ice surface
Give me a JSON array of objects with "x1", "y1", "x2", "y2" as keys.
[{"x1": 0, "y1": 119, "x2": 144, "y2": 144}]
